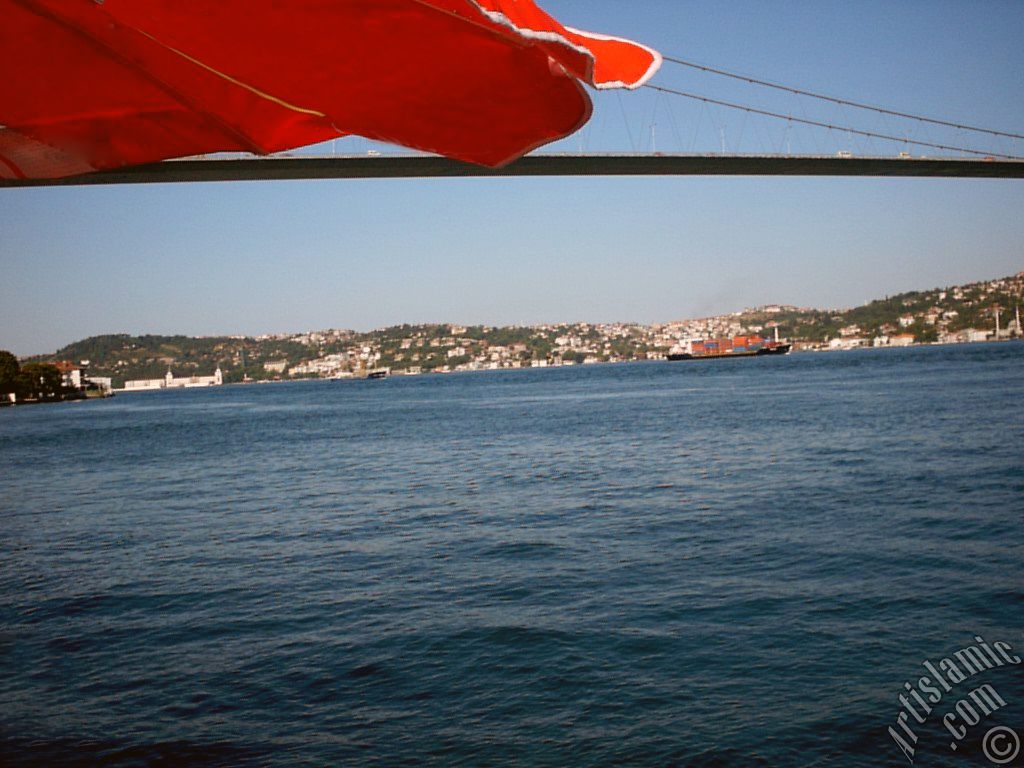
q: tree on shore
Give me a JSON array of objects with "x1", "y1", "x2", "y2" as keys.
[
  {"x1": 0, "y1": 350, "x2": 18, "y2": 397},
  {"x1": 16, "y1": 362, "x2": 64, "y2": 401}
]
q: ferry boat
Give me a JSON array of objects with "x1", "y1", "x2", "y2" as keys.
[{"x1": 667, "y1": 335, "x2": 791, "y2": 361}]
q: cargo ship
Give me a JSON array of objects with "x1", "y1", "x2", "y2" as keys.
[{"x1": 667, "y1": 335, "x2": 791, "y2": 361}]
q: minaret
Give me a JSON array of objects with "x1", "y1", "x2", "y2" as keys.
[
  {"x1": 1016, "y1": 304, "x2": 1022, "y2": 338},
  {"x1": 214, "y1": 365, "x2": 223, "y2": 386}
]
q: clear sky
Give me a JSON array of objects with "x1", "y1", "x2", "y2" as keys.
[{"x1": 2, "y1": 0, "x2": 1023, "y2": 356}]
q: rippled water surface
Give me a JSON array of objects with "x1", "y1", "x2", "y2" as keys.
[{"x1": 2, "y1": 344, "x2": 1022, "y2": 766}]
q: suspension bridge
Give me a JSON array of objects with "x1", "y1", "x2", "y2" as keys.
[
  {"x1": 4, "y1": 50, "x2": 1021, "y2": 187},
  {"x1": 3, "y1": 153, "x2": 1019, "y2": 187}
]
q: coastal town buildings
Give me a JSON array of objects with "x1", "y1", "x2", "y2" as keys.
[
  {"x1": 49, "y1": 360, "x2": 113, "y2": 394},
  {"x1": 26, "y1": 272, "x2": 1023, "y2": 386}
]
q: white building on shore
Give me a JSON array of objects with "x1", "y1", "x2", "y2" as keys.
[{"x1": 122, "y1": 366, "x2": 223, "y2": 392}]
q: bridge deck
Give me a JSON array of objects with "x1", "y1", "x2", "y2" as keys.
[{"x1": 3, "y1": 153, "x2": 1022, "y2": 187}]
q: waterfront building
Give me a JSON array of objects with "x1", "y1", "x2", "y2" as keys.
[
  {"x1": 873, "y1": 334, "x2": 915, "y2": 347},
  {"x1": 52, "y1": 360, "x2": 85, "y2": 389},
  {"x1": 829, "y1": 337, "x2": 867, "y2": 350},
  {"x1": 122, "y1": 366, "x2": 223, "y2": 391},
  {"x1": 86, "y1": 376, "x2": 113, "y2": 393}
]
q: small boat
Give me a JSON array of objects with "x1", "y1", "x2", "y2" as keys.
[{"x1": 365, "y1": 367, "x2": 390, "y2": 380}]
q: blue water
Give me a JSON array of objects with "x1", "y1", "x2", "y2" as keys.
[{"x1": 2, "y1": 344, "x2": 1022, "y2": 767}]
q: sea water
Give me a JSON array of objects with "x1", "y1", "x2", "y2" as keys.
[{"x1": 1, "y1": 343, "x2": 1022, "y2": 766}]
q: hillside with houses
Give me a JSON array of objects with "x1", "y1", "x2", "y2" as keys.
[{"x1": 12, "y1": 270, "x2": 1022, "y2": 390}]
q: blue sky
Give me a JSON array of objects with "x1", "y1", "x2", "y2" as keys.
[{"x1": 2, "y1": 0, "x2": 1023, "y2": 356}]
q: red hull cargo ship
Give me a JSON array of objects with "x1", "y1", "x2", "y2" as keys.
[{"x1": 667, "y1": 335, "x2": 791, "y2": 361}]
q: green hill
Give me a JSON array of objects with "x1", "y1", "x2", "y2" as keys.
[{"x1": 20, "y1": 270, "x2": 1022, "y2": 384}]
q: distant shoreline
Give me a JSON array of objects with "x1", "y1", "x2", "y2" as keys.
[{"x1": 98, "y1": 339, "x2": 1021, "y2": 396}]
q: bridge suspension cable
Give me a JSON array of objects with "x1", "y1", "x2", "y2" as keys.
[
  {"x1": 661, "y1": 55, "x2": 1024, "y2": 140},
  {"x1": 642, "y1": 83, "x2": 1024, "y2": 160}
]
